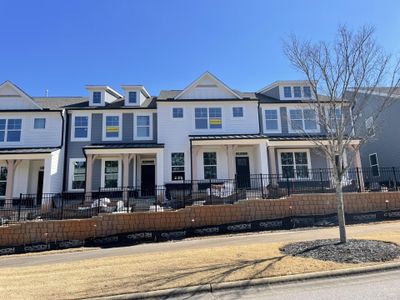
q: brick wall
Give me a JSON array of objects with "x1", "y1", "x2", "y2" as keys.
[{"x1": 1, "y1": 192, "x2": 400, "y2": 247}]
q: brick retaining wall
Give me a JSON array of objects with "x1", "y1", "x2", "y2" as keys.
[{"x1": 1, "y1": 192, "x2": 400, "y2": 248}]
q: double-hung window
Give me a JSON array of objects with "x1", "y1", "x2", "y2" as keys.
[
  {"x1": 303, "y1": 86, "x2": 312, "y2": 98},
  {"x1": 171, "y1": 153, "x2": 185, "y2": 181},
  {"x1": 280, "y1": 151, "x2": 309, "y2": 179},
  {"x1": 103, "y1": 160, "x2": 120, "y2": 188},
  {"x1": 283, "y1": 86, "x2": 292, "y2": 98},
  {"x1": 104, "y1": 115, "x2": 121, "y2": 140},
  {"x1": 304, "y1": 109, "x2": 317, "y2": 131},
  {"x1": 136, "y1": 115, "x2": 151, "y2": 139},
  {"x1": 293, "y1": 86, "x2": 302, "y2": 98},
  {"x1": 265, "y1": 109, "x2": 280, "y2": 132},
  {"x1": 195, "y1": 108, "x2": 222, "y2": 129},
  {"x1": 328, "y1": 108, "x2": 342, "y2": 132},
  {"x1": 93, "y1": 92, "x2": 101, "y2": 104},
  {"x1": 0, "y1": 166, "x2": 7, "y2": 197},
  {"x1": 70, "y1": 160, "x2": 86, "y2": 191},
  {"x1": 0, "y1": 119, "x2": 22, "y2": 142},
  {"x1": 128, "y1": 91, "x2": 137, "y2": 104},
  {"x1": 365, "y1": 116, "x2": 375, "y2": 136},
  {"x1": 232, "y1": 107, "x2": 244, "y2": 118},
  {"x1": 203, "y1": 152, "x2": 217, "y2": 179},
  {"x1": 289, "y1": 109, "x2": 318, "y2": 132},
  {"x1": 172, "y1": 108, "x2": 183, "y2": 118},
  {"x1": 73, "y1": 116, "x2": 89, "y2": 140},
  {"x1": 369, "y1": 153, "x2": 380, "y2": 177}
]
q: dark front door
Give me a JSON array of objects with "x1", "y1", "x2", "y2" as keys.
[
  {"x1": 141, "y1": 165, "x2": 155, "y2": 196},
  {"x1": 36, "y1": 170, "x2": 44, "y2": 205},
  {"x1": 236, "y1": 157, "x2": 250, "y2": 189}
]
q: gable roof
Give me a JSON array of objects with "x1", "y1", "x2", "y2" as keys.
[
  {"x1": 0, "y1": 81, "x2": 43, "y2": 109},
  {"x1": 174, "y1": 71, "x2": 242, "y2": 100}
]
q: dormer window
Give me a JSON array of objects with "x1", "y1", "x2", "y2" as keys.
[
  {"x1": 293, "y1": 86, "x2": 302, "y2": 98},
  {"x1": 303, "y1": 86, "x2": 311, "y2": 98},
  {"x1": 128, "y1": 91, "x2": 137, "y2": 104},
  {"x1": 93, "y1": 92, "x2": 101, "y2": 104},
  {"x1": 283, "y1": 86, "x2": 292, "y2": 98}
]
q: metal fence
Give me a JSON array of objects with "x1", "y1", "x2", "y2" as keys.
[{"x1": 1, "y1": 167, "x2": 399, "y2": 225}]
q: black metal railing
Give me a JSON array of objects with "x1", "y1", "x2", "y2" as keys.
[{"x1": 1, "y1": 167, "x2": 400, "y2": 225}]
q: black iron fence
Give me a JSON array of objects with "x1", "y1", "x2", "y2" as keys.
[{"x1": 1, "y1": 167, "x2": 400, "y2": 225}]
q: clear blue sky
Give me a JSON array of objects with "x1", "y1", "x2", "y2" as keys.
[{"x1": 1, "y1": 0, "x2": 400, "y2": 97}]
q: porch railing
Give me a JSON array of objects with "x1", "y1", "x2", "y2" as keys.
[{"x1": 0, "y1": 167, "x2": 399, "y2": 225}]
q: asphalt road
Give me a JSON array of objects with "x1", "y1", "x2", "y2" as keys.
[
  {"x1": 177, "y1": 269, "x2": 400, "y2": 300},
  {"x1": 1, "y1": 221, "x2": 400, "y2": 268}
]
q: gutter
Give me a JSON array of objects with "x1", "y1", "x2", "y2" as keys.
[{"x1": 62, "y1": 111, "x2": 69, "y2": 192}]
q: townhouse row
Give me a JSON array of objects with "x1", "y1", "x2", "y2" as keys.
[{"x1": 0, "y1": 72, "x2": 362, "y2": 204}]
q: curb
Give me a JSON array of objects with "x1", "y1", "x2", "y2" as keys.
[{"x1": 89, "y1": 261, "x2": 400, "y2": 299}]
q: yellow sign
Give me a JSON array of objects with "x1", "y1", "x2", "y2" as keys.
[
  {"x1": 106, "y1": 126, "x2": 119, "y2": 133},
  {"x1": 209, "y1": 118, "x2": 221, "y2": 125}
]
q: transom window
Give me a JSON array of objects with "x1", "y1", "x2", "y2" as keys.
[
  {"x1": 289, "y1": 109, "x2": 318, "y2": 132},
  {"x1": 74, "y1": 116, "x2": 89, "y2": 139},
  {"x1": 0, "y1": 166, "x2": 7, "y2": 197},
  {"x1": 280, "y1": 151, "x2": 309, "y2": 179},
  {"x1": 195, "y1": 108, "x2": 222, "y2": 129},
  {"x1": 171, "y1": 153, "x2": 185, "y2": 181},
  {"x1": 293, "y1": 86, "x2": 302, "y2": 98},
  {"x1": 203, "y1": 152, "x2": 217, "y2": 179},
  {"x1": 105, "y1": 115, "x2": 120, "y2": 139},
  {"x1": 283, "y1": 86, "x2": 292, "y2": 98},
  {"x1": 136, "y1": 115, "x2": 151, "y2": 138},
  {"x1": 265, "y1": 109, "x2": 279, "y2": 132},
  {"x1": 128, "y1": 91, "x2": 137, "y2": 104},
  {"x1": 70, "y1": 160, "x2": 86, "y2": 190},
  {"x1": 172, "y1": 108, "x2": 184, "y2": 118},
  {"x1": 369, "y1": 153, "x2": 380, "y2": 177},
  {"x1": 93, "y1": 92, "x2": 101, "y2": 104},
  {"x1": 0, "y1": 119, "x2": 22, "y2": 142},
  {"x1": 34, "y1": 118, "x2": 46, "y2": 129},
  {"x1": 104, "y1": 160, "x2": 119, "y2": 188},
  {"x1": 232, "y1": 107, "x2": 244, "y2": 118}
]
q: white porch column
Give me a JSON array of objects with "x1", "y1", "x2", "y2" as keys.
[
  {"x1": 226, "y1": 145, "x2": 237, "y2": 180},
  {"x1": 267, "y1": 146, "x2": 277, "y2": 184},
  {"x1": 85, "y1": 154, "x2": 95, "y2": 196},
  {"x1": 5, "y1": 159, "x2": 21, "y2": 207},
  {"x1": 122, "y1": 154, "x2": 131, "y2": 202},
  {"x1": 41, "y1": 156, "x2": 53, "y2": 212},
  {"x1": 191, "y1": 146, "x2": 199, "y2": 191},
  {"x1": 156, "y1": 150, "x2": 164, "y2": 186},
  {"x1": 258, "y1": 142, "x2": 269, "y2": 174}
]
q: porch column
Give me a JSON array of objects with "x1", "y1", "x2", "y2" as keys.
[
  {"x1": 41, "y1": 156, "x2": 53, "y2": 212},
  {"x1": 85, "y1": 154, "x2": 96, "y2": 197},
  {"x1": 267, "y1": 146, "x2": 277, "y2": 184},
  {"x1": 5, "y1": 159, "x2": 21, "y2": 207},
  {"x1": 226, "y1": 145, "x2": 237, "y2": 180},
  {"x1": 156, "y1": 150, "x2": 164, "y2": 186},
  {"x1": 191, "y1": 146, "x2": 199, "y2": 191},
  {"x1": 353, "y1": 145, "x2": 365, "y2": 192},
  {"x1": 122, "y1": 154, "x2": 131, "y2": 203}
]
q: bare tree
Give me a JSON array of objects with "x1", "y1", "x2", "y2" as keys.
[{"x1": 283, "y1": 25, "x2": 400, "y2": 243}]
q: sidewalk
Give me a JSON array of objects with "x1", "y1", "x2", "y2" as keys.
[{"x1": 1, "y1": 221, "x2": 400, "y2": 299}]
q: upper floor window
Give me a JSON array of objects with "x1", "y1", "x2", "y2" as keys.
[
  {"x1": 0, "y1": 119, "x2": 22, "y2": 142},
  {"x1": 136, "y1": 115, "x2": 151, "y2": 139},
  {"x1": 328, "y1": 108, "x2": 342, "y2": 132},
  {"x1": 171, "y1": 152, "x2": 185, "y2": 181},
  {"x1": 303, "y1": 86, "x2": 312, "y2": 98},
  {"x1": 93, "y1": 92, "x2": 101, "y2": 104},
  {"x1": 104, "y1": 115, "x2": 120, "y2": 140},
  {"x1": 289, "y1": 109, "x2": 318, "y2": 132},
  {"x1": 293, "y1": 86, "x2": 302, "y2": 98},
  {"x1": 283, "y1": 86, "x2": 292, "y2": 98},
  {"x1": 128, "y1": 91, "x2": 137, "y2": 104},
  {"x1": 265, "y1": 109, "x2": 280, "y2": 132},
  {"x1": 73, "y1": 116, "x2": 89, "y2": 140},
  {"x1": 232, "y1": 107, "x2": 244, "y2": 118},
  {"x1": 172, "y1": 108, "x2": 184, "y2": 118},
  {"x1": 195, "y1": 107, "x2": 222, "y2": 129},
  {"x1": 365, "y1": 116, "x2": 375, "y2": 136},
  {"x1": 34, "y1": 118, "x2": 46, "y2": 129}
]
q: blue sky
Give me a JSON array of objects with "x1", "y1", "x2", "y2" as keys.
[{"x1": 1, "y1": 0, "x2": 400, "y2": 97}]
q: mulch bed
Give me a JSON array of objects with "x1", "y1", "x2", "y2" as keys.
[{"x1": 280, "y1": 239, "x2": 400, "y2": 264}]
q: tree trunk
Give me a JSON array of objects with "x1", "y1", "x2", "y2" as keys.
[{"x1": 335, "y1": 179, "x2": 347, "y2": 243}]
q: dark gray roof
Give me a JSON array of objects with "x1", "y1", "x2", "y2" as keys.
[
  {"x1": 64, "y1": 97, "x2": 157, "y2": 110},
  {"x1": 33, "y1": 97, "x2": 88, "y2": 110},
  {"x1": 257, "y1": 93, "x2": 334, "y2": 104},
  {"x1": 84, "y1": 143, "x2": 164, "y2": 150},
  {"x1": 189, "y1": 134, "x2": 268, "y2": 141},
  {"x1": 0, "y1": 147, "x2": 60, "y2": 154}
]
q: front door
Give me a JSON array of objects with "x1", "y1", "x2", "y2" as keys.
[
  {"x1": 141, "y1": 165, "x2": 155, "y2": 196},
  {"x1": 36, "y1": 170, "x2": 44, "y2": 205},
  {"x1": 236, "y1": 157, "x2": 250, "y2": 189}
]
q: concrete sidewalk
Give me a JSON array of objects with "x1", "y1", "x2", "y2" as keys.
[{"x1": 1, "y1": 220, "x2": 400, "y2": 269}]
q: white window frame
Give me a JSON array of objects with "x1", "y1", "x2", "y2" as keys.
[
  {"x1": 288, "y1": 108, "x2": 320, "y2": 133},
  {"x1": 0, "y1": 118, "x2": 23, "y2": 143},
  {"x1": 33, "y1": 118, "x2": 46, "y2": 129},
  {"x1": 102, "y1": 113, "x2": 122, "y2": 141},
  {"x1": 134, "y1": 113, "x2": 153, "y2": 140},
  {"x1": 369, "y1": 153, "x2": 380, "y2": 177},
  {"x1": 283, "y1": 86, "x2": 292, "y2": 98},
  {"x1": 92, "y1": 91, "x2": 102, "y2": 105},
  {"x1": 128, "y1": 91, "x2": 138, "y2": 104},
  {"x1": 171, "y1": 152, "x2": 185, "y2": 181},
  {"x1": 0, "y1": 164, "x2": 7, "y2": 197},
  {"x1": 203, "y1": 151, "x2": 218, "y2": 179},
  {"x1": 172, "y1": 107, "x2": 184, "y2": 119},
  {"x1": 263, "y1": 107, "x2": 281, "y2": 133},
  {"x1": 277, "y1": 149, "x2": 312, "y2": 180},
  {"x1": 68, "y1": 158, "x2": 86, "y2": 192},
  {"x1": 232, "y1": 107, "x2": 244, "y2": 118},
  {"x1": 293, "y1": 86, "x2": 302, "y2": 98},
  {"x1": 71, "y1": 112, "x2": 91, "y2": 142},
  {"x1": 194, "y1": 107, "x2": 223, "y2": 130},
  {"x1": 365, "y1": 116, "x2": 375, "y2": 137},
  {"x1": 101, "y1": 158, "x2": 122, "y2": 188}
]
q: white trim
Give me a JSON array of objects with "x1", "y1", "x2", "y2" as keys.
[
  {"x1": 0, "y1": 81, "x2": 43, "y2": 109},
  {"x1": 71, "y1": 112, "x2": 91, "y2": 142},
  {"x1": 287, "y1": 108, "x2": 320, "y2": 134},
  {"x1": 263, "y1": 107, "x2": 281, "y2": 133},
  {"x1": 101, "y1": 158, "x2": 122, "y2": 188},
  {"x1": 33, "y1": 118, "x2": 46, "y2": 130},
  {"x1": 193, "y1": 106, "x2": 224, "y2": 131},
  {"x1": 134, "y1": 113, "x2": 153, "y2": 141},
  {"x1": 231, "y1": 106, "x2": 245, "y2": 119},
  {"x1": 172, "y1": 107, "x2": 185, "y2": 119},
  {"x1": 102, "y1": 112, "x2": 122, "y2": 141},
  {"x1": 68, "y1": 158, "x2": 86, "y2": 192},
  {"x1": 277, "y1": 149, "x2": 312, "y2": 179}
]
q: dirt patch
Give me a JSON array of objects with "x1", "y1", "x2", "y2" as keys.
[{"x1": 281, "y1": 239, "x2": 400, "y2": 263}]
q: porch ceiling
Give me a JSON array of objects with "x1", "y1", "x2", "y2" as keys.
[
  {"x1": 190, "y1": 134, "x2": 268, "y2": 146},
  {"x1": 0, "y1": 147, "x2": 58, "y2": 159},
  {"x1": 83, "y1": 143, "x2": 164, "y2": 155},
  {"x1": 268, "y1": 136, "x2": 361, "y2": 147}
]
